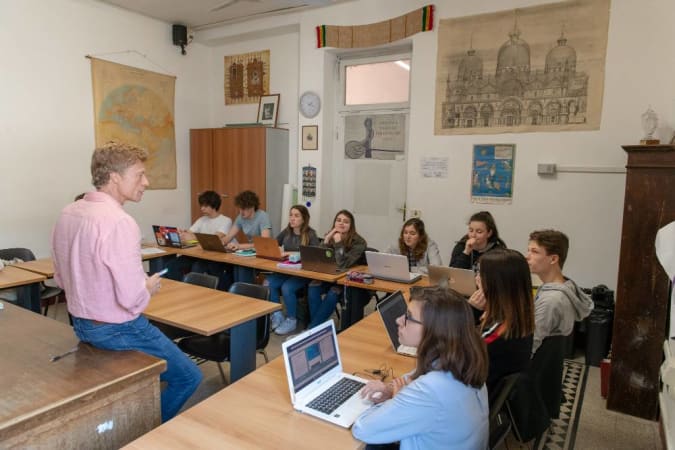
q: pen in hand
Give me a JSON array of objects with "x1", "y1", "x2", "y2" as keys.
[{"x1": 50, "y1": 345, "x2": 79, "y2": 362}]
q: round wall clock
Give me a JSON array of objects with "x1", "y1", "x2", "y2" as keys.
[{"x1": 299, "y1": 91, "x2": 321, "y2": 118}]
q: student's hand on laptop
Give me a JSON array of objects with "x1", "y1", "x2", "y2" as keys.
[
  {"x1": 468, "y1": 288, "x2": 486, "y2": 311},
  {"x1": 360, "y1": 380, "x2": 392, "y2": 404},
  {"x1": 178, "y1": 229, "x2": 192, "y2": 242},
  {"x1": 226, "y1": 242, "x2": 239, "y2": 251}
]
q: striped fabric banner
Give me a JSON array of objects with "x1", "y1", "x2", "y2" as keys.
[{"x1": 316, "y1": 5, "x2": 434, "y2": 49}]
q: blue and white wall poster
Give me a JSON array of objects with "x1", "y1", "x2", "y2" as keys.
[{"x1": 471, "y1": 144, "x2": 515, "y2": 204}]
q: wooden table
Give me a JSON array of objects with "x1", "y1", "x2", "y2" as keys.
[
  {"x1": 339, "y1": 265, "x2": 431, "y2": 293},
  {"x1": 13, "y1": 257, "x2": 55, "y2": 277},
  {"x1": 141, "y1": 245, "x2": 179, "y2": 272},
  {"x1": 123, "y1": 311, "x2": 415, "y2": 450},
  {"x1": 0, "y1": 266, "x2": 46, "y2": 313},
  {"x1": 144, "y1": 279, "x2": 280, "y2": 381},
  {"x1": 0, "y1": 302, "x2": 165, "y2": 449}
]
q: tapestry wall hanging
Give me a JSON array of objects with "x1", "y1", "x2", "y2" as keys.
[
  {"x1": 434, "y1": 0, "x2": 610, "y2": 135},
  {"x1": 471, "y1": 144, "x2": 515, "y2": 205},
  {"x1": 317, "y1": 5, "x2": 433, "y2": 49},
  {"x1": 90, "y1": 57, "x2": 176, "y2": 189},
  {"x1": 224, "y1": 50, "x2": 270, "y2": 105}
]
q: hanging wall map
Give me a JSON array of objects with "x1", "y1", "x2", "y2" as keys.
[{"x1": 90, "y1": 58, "x2": 176, "y2": 189}]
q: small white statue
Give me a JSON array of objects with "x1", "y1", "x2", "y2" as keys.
[{"x1": 641, "y1": 106, "x2": 658, "y2": 140}]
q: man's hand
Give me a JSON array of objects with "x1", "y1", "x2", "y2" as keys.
[{"x1": 146, "y1": 272, "x2": 162, "y2": 295}]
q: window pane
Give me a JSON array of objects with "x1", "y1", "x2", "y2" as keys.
[{"x1": 345, "y1": 60, "x2": 410, "y2": 105}]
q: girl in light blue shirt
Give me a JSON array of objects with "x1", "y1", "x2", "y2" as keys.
[{"x1": 352, "y1": 287, "x2": 489, "y2": 450}]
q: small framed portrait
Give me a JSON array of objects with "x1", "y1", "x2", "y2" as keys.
[
  {"x1": 257, "y1": 93, "x2": 280, "y2": 127},
  {"x1": 302, "y1": 125, "x2": 319, "y2": 150}
]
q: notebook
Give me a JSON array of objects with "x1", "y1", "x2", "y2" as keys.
[
  {"x1": 282, "y1": 320, "x2": 372, "y2": 428},
  {"x1": 365, "y1": 251, "x2": 422, "y2": 284},
  {"x1": 194, "y1": 232, "x2": 231, "y2": 253},
  {"x1": 253, "y1": 236, "x2": 286, "y2": 261},
  {"x1": 299, "y1": 246, "x2": 347, "y2": 275},
  {"x1": 376, "y1": 291, "x2": 417, "y2": 357},
  {"x1": 152, "y1": 225, "x2": 197, "y2": 249},
  {"x1": 427, "y1": 265, "x2": 477, "y2": 297}
]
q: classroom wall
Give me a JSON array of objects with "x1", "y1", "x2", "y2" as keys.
[{"x1": 1, "y1": 0, "x2": 212, "y2": 256}]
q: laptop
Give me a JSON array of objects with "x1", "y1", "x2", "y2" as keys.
[
  {"x1": 427, "y1": 265, "x2": 477, "y2": 297},
  {"x1": 152, "y1": 225, "x2": 197, "y2": 249},
  {"x1": 194, "y1": 232, "x2": 231, "y2": 253},
  {"x1": 365, "y1": 251, "x2": 422, "y2": 284},
  {"x1": 376, "y1": 291, "x2": 417, "y2": 357},
  {"x1": 282, "y1": 320, "x2": 372, "y2": 428},
  {"x1": 299, "y1": 246, "x2": 347, "y2": 274},
  {"x1": 253, "y1": 236, "x2": 286, "y2": 261}
]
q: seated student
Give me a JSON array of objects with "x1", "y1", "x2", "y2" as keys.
[
  {"x1": 476, "y1": 249, "x2": 535, "y2": 394},
  {"x1": 267, "y1": 205, "x2": 320, "y2": 335},
  {"x1": 385, "y1": 218, "x2": 442, "y2": 274},
  {"x1": 352, "y1": 287, "x2": 489, "y2": 450},
  {"x1": 526, "y1": 230, "x2": 593, "y2": 355},
  {"x1": 164, "y1": 190, "x2": 232, "y2": 289},
  {"x1": 220, "y1": 190, "x2": 272, "y2": 283},
  {"x1": 307, "y1": 210, "x2": 366, "y2": 329},
  {"x1": 449, "y1": 211, "x2": 506, "y2": 271}
]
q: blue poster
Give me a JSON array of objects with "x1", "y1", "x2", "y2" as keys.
[{"x1": 471, "y1": 144, "x2": 515, "y2": 204}]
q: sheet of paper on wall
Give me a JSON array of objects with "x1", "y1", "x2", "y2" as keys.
[
  {"x1": 655, "y1": 221, "x2": 675, "y2": 338},
  {"x1": 420, "y1": 157, "x2": 448, "y2": 178}
]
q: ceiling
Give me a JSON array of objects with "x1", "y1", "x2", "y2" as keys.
[{"x1": 100, "y1": 0, "x2": 351, "y2": 30}]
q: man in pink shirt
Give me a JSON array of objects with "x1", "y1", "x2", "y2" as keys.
[{"x1": 52, "y1": 142, "x2": 202, "y2": 422}]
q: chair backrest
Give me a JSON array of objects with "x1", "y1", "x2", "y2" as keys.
[
  {"x1": 489, "y1": 372, "x2": 521, "y2": 449},
  {"x1": 357, "y1": 247, "x2": 379, "y2": 266},
  {"x1": 228, "y1": 282, "x2": 271, "y2": 350},
  {"x1": 183, "y1": 272, "x2": 219, "y2": 290},
  {"x1": 531, "y1": 334, "x2": 567, "y2": 419},
  {"x1": 0, "y1": 248, "x2": 36, "y2": 262}
]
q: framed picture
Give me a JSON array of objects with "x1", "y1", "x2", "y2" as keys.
[
  {"x1": 257, "y1": 93, "x2": 280, "y2": 127},
  {"x1": 302, "y1": 125, "x2": 318, "y2": 150}
]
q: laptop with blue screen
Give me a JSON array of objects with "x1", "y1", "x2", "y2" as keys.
[{"x1": 282, "y1": 320, "x2": 372, "y2": 428}]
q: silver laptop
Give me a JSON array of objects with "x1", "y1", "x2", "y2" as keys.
[
  {"x1": 376, "y1": 291, "x2": 417, "y2": 357},
  {"x1": 282, "y1": 320, "x2": 372, "y2": 428},
  {"x1": 365, "y1": 251, "x2": 422, "y2": 284},
  {"x1": 428, "y1": 265, "x2": 477, "y2": 297}
]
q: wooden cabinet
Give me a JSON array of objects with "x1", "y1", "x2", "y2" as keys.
[
  {"x1": 190, "y1": 127, "x2": 289, "y2": 234},
  {"x1": 607, "y1": 145, "x2": 675, "y2": 420}
]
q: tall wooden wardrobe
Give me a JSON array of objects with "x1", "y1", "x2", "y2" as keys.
[{"x1": 190, "y1": 127, "x2": 289, "y2": 234}]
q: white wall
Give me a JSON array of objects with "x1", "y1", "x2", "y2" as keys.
[{"x1": 0, "y1": 0, "x2": 211, "y2": 256}]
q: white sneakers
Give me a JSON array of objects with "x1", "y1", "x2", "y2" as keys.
[
  {"x1": 271, "y1": 311, "x2": 284, "y2": 330},
  {"x1": 275, "y1": 318, "x2": 297, "y2": 335}
]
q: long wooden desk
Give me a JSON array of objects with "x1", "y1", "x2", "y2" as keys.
[
  {"x1": 0, "y1": 266, "x2": 46, "y2": 313},
  {"x1": 338, "y1": 265, "x2": 431, "y2": 293},
  {"x1": 13, "y1": 257, "x2": 55, "y2": 277},
  {"x1": 145, "y1": 279, "x2": 280, "y2": 381},
  {"x1": 0, "y1": 302, "x2": 165, "y2": 448},
  {"x1": 123, "y1": 311, "x2": 415, "y2": 449}
]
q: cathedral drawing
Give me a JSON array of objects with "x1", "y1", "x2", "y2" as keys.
[{"x1": 441, "y1": 25, "x2": 589, "y2": 130}]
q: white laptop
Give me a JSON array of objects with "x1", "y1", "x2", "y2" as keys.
[
  {"x1": 376, "y1": 291, "x2": 417, "y2": 357},
  {"x1": 427, "y1": 265, "x2": 477, "y2": 297},
  {"x1": 365, "y1": 251, "x2": 422, "y2": 284},
  {"x1": 281, "y1": 320, "x2": 372, "y2": 428}
]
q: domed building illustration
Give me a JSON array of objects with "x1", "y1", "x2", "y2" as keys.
[{"x1": 441, "y1": 24, "x2": 589, "y2": 130}]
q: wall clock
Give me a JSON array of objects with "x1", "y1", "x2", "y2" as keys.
[{"x1": 299, "y1": 91, "x2": 321, "y2": 118}]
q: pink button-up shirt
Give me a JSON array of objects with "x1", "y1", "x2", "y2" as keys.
[{"x1": 52, "y1": 191, "x2": 149, "y2": 323}]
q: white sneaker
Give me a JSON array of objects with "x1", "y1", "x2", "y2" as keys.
[
  {"x1": 275, "y1": 318, "x2": 298, "y2": 335},
  {"x1": 271, "y1": 311, "x2": 284, "y2": 330}
]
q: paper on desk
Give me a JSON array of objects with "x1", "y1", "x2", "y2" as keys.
[
  {"x1": 141, "y1": 247, "x2": 166, "y2": 255},
  {"x1": 655, "y1": 221, "x2": 675, "y2": 337}
]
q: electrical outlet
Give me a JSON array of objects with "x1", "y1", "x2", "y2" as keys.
[{"x1": 537, "y1": 163, "x2": 557, "y2": 175}]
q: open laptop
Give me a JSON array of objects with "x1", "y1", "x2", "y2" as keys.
[
  {"x1": 376, "y1": 291, "x2": 417, "y2": 357},
  {"x1": 427, "y1": 265, "x2": 477, "y2": 297},
  {"x1": 152, "y1": 225, "x2": 197, "y2": 249},
  {"x1": 253, "y1": 236, "x2": 286, "y2": 261},
  {"x1": 282, "y1": 320, "x2": 372, "y2": 428},
  {"x1": 365, "y1": 251, "x2": 422, "y2": 284},
  {"x1": 299, "y1": 246, "x2": 347, "y2": 274},
  {"x1": 194, "y1": 232, "x2": 231, "y2": 253}
]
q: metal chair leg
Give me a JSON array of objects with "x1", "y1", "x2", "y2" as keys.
[{"x1": 216, "y1": 362, "x2": 229, "y2": 385}]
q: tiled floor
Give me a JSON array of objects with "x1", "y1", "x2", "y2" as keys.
[{"x1": 46, "y1": 302, "x2": 664, "y2": 449}]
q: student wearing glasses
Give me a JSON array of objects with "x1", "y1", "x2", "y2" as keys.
[
  {"x1": 449, "y1": 211, "x2": 506, "y2": 272},
  {"x1": 385, "y1": 218, "x2": 442, "y2": 274},
  {"x1": 352, "y1": 287, "x2": 489, "y2": 450},
  {"x1": 475, "y1": 249, "x2": 535, "y2": 394}
]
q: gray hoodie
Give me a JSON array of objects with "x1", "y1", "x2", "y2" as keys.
[{"x1": 532, "y1": 278, "x2": 594, "y2": 355}]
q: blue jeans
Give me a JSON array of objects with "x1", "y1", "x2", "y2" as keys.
[
  {"x1": 72, "y1": 315, "x2": 202, "y2": 422},
  {"x1": 267, "y1": 273, "x2": 309, "y2": 319},
  {"x1": 308, "y1": 282, "x2": 343, "y2": 328},
  {"x1": 192, "y1": 260, "x2": 232, "y2": 291},
  {"x1": 233, "y1": 266, "x2": 255, "y2": 284}
]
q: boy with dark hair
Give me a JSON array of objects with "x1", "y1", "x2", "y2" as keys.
[{"x1": 526, "y1": 229, "x2": 593, "y2": 355}]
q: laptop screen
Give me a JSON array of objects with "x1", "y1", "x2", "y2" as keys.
[
  {"x1": 153, "y1": 225, "x2": 181, "y2": 247},
  {"x1": 377, "y1": 291, "x2": 407, "y2": 349},
  {"x1": 286, "y1": 324, "x2": 340, "y2": 393}
]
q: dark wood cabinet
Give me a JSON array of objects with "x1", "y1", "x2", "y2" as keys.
[
  {"x1": 190, "y1": 127, "x2": 288, "y2": 233},
  {"x1": 607, "y1": 145, "x2": 675, "y2": 419}
]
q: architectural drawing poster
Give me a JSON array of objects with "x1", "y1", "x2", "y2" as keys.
[{"x1": 471, "y1": 144, "x2": 515, "y2": 204}]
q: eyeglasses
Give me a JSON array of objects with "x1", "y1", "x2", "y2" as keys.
[{"x1": 404, "y1": 310, "x2": 423, "y2": 326}]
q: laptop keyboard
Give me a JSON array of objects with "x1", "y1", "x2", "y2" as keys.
[{"x1": 306, "y1": 378, "x2": 365, "y2": 415}]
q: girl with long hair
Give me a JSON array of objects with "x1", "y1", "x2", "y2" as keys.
[
  {"x1": 449, "y1": 211, "x2": 506, "y2": 271},
  {"x1": 386, "y1": 218, "x2": 442, "y2": 274}
]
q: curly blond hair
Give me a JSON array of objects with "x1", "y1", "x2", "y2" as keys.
[{"x1": 91, "y1": 141, "x2": 148, "y2": 188}]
